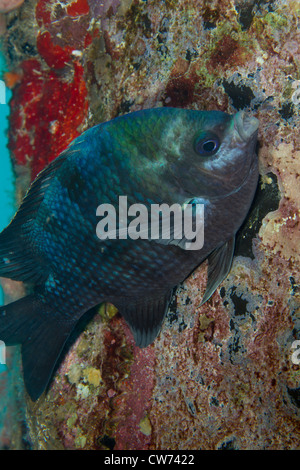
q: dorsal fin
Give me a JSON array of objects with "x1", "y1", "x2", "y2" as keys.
[{"x1": 0, "y1": 151, "x2": 68, "y2": 283}]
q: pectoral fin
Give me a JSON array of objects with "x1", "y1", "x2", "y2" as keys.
[{"x1": 201, "y1": 237, "x2": 235, "y2": 305}]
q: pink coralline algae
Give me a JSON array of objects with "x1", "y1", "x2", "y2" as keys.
[{"x1": 0, "y1": 0, "x2": 299, "y2": 450}]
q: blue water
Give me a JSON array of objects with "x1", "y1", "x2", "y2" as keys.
[{"x1": 0, "y1": 51, "x2": 15, "y2": 308}]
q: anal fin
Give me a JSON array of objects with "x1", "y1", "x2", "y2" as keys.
[
  {"x1": 201, "y1": 237, "x2": 235, "y2": 305},
  {"x1": 117, "y1": 291, "x2": 172, "y2": 347}
]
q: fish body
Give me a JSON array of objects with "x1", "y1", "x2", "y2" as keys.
[{"x1": 0, "y1": 107, "x2": 259, "y2": 400}]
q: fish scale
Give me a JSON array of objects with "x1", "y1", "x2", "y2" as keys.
[{"x1": 0, "y1": 107, "x2": 259, "y2": 400}]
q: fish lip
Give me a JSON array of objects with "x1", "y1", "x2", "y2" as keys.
[{"x1": 234, "y1": 111, "x2": 259, "y2": 141}]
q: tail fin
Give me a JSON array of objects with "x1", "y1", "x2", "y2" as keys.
[{"x1": 0, "y1": 294, "x2": 76, "y2": 401}]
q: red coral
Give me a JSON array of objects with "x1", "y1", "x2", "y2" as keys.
[
  {"x1": 67, "y1": 0, "x2": 89, "y2": 17},
  {"x1": 9, "y1": 59, "x2": 88, "y2": 179},
  {"x1": 37, "y1": 31, "x2": 73, "y2": 69},
  {"x1": 10, "y1": 0, "x2": 92, "y2": 180},
  {"x1": 84, "y1": 28, "x2": 100, "y2": 48},
  {"x1": 35, "y1": 0, "x2": 52, "y2": 27}
]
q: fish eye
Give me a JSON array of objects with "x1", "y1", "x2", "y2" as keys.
[{"x1": 194, "y1": 133, "x2": 220, "y2": 156}]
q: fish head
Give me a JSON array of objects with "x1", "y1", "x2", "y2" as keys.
[{"x1": 162, "y1": 108, "x2": 259, "y2": 200}]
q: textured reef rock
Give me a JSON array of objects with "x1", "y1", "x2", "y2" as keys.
[
  {"x1": 0, "y1": 0, "x2": 24, "y2": 14},
  {"x1": 0, "y1": 0, "x2": 299, "y2": 449}
]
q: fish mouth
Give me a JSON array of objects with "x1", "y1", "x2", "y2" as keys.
[{"x1": 234, "y1": 111, "x2": 259, "y2": 141}]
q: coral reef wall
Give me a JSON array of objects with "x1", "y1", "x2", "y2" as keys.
[{"x1": 0, "y1": 0, "x2": 299, "y2": 449}]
